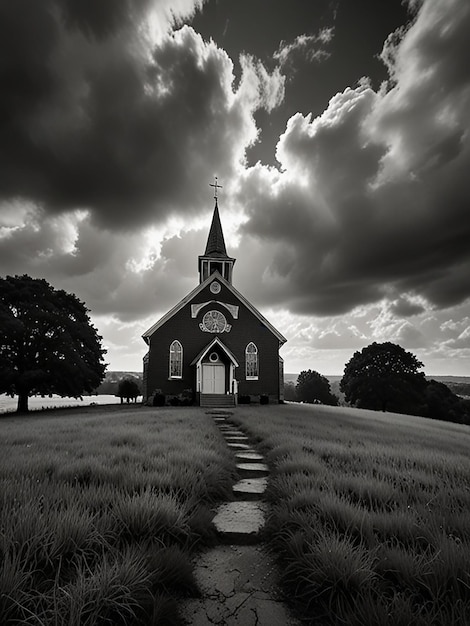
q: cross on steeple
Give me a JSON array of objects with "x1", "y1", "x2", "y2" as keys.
[
  {"x1": 209, "y1": 176, "x2": 223, "y2": 200},
  {"x1": 198, "y1": 179, "x2": 235, "y2": 284}
]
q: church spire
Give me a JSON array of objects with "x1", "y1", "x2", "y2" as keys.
[
  {"x1": 204, "y1": 200, "x2": 227, "y2": 257},
  {"x1": 198, "y1": 179, "x2": 236, "y2": 284}
]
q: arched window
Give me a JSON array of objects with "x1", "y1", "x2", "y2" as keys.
[
  {"x1": 245, "y1": 342, "x2": 258, "y2": 380},
  {"x1": 169, "y1": 340, "x2": 183, "y2": 378}
]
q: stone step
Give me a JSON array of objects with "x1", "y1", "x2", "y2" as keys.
[
  {"x1": 236, "y1": 462, "x2": 270, "y2": 478},
  {"x1": 224, "y1": 435, "x2": 250, "y2": 443},
  {"x1": 212, "y1": 502, "x2": 266, "y2": 545},
  {"x1": 226, "y1": 442, "x2": 251, "y2": 450},
  {"x1": 217, "y1": 428, "x2": 241, "y2": 435},
  {"x1": 232, "y1": 477, "x2": 268, "y2": 500},
  {"x1": 236, "y1": 451, "x2": 265, "y2": 462},
  {"x1": 201, "y1": 394, "x2": 236, "y2": 407},
  {"x1": 179, "y1": 545, "x2": 301, "y2": 625}
]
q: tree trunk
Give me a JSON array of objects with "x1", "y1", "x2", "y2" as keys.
[{"x1": 17, "y1": 393, "x2": 29, "y2": 413}]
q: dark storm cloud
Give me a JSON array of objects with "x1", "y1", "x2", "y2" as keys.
[
  {"x1": 237, "y1": 0, "x2": 470, "y2": 317},
  {"x1": 0, "y1": 0, "x2": 281, "y2": 230},
  {"x1": 389, "y1": 297, "x2": 425, "y2": 318}
]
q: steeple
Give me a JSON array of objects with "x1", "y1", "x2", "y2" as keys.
[
  {"x1": 198, "y1": 183, "x2": 236, "y2": 284},
  {"x1": 204, "y1": 200, "x2": 227, "y2": 257}
]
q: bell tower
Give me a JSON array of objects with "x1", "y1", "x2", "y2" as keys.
[{"x1": 198, "y1": 179, "x2": 236, "y2": 284}]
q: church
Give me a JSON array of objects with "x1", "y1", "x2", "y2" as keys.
[{"x1": 142, "y1": 189, "x2": 287, "y2": 407}]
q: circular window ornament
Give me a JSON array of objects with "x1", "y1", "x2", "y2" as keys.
[
  {"x1": 200, "y1": 310, "x2": 228, "y2": 333},
  {"x1": 210, "y1": 281, "x2": 221, "y2": 294},
  {"x1": 209, "y1": 352, "x2": 219, "y2": 362}
]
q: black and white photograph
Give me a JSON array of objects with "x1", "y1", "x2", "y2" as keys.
[{"x1": 1, "y1": 1, "x2": 469, "y2": 624}]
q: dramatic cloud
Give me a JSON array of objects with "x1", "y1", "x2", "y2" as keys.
[
  {"x1": 0, "y1": 0, "x2": 283, "y2": 230},
  {"x1": 239, "y1": 0, "x2": 470, "y2": 319},
  {"x1": 1, "y1": 0, "x2": 470, "y2": 375}
]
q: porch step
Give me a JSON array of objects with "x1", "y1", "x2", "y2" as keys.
[{"x1": 200, "y1": 394, "x2": 236, "y2": 408}]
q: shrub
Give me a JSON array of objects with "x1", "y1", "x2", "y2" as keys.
[
  {"x1": 153, "y1": 393, "x2": 165, "y2": 407},
  {"x1": 260, "y1": 394, "x2": 269, "y2": 405},
  {"x1": 238, "y1": 395, "x2": 251, "y2": 404}
]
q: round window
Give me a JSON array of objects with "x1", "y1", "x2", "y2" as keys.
[
  {"x1": 201, "y1": 310, "x2": 227, "y2": 333},
  {"x1": 209, "y1": 352, "x2": 219, "y2": 362}
]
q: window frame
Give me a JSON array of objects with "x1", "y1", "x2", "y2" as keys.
[
  {"x1": 169, "y1": 340, "x2": 183, "y2": 379},
  {"x1": 245, "y1": 342, "x2": 259, "y2": 380}
]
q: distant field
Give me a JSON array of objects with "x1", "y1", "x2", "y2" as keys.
[
  {"x1": 234, "y1": 403, "x2": 470, "y2": 625},
  {"x1": 0, "y1": 393, "x2": 126, "y2": 414},
  {"x1": 0, "y1": 406, "x2": 235, "y2": 625}
]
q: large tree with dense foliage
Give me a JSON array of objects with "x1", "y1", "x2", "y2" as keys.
[
  {"x1": 0, "y1": 275, "x2": 107, "y2": 412},
  {"x1": 296, "y1": 370, "x2": 338, "y2": 405},
  {"x1": 340, "y1": 342, "x2": 426, "y2": 413}
]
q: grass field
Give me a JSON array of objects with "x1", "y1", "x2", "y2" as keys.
[
  {"x1": 0, "y1": 405, "x2": 236, "y2": 625},
  {"x1": 2, "y1": 402, "x2": 469, "y2": 625},
  {"x1": 233, "y1": 403, "x2": 470, "y2": 625}
]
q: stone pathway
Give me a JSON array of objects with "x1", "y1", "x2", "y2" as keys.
[{"x1": 180, "y1": 411, "x2": 300, "y2": 625}]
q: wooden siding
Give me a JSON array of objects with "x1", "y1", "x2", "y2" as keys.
[{"x1": 144, "y1": 280, "x2": 281, "y2": 402}]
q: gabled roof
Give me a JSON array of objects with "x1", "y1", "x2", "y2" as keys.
[
  {"x1": 204, "y1": 201, "x2": 227, "y2": 258},
  {"x1": 142, "y1": 271, "x2": 287, "y2": 345},
  {"x1": 190, "y1": 337, "x2": 239, "y2": 366}
]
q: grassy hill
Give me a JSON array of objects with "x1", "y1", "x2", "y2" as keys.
[{"x1": 234, "y1": 403, "x2": 470, "y2": 624}]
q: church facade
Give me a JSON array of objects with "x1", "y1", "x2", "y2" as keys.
[{"x1": 142, "y1": 199, "x2": 286, "y2": 407}]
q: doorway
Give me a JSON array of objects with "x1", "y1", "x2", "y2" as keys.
[{"x1": 201, "y1": 363, "x2": 225, "y2": 394}]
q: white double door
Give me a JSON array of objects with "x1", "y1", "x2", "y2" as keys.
[{"x1": 201, "y1": 363, "x2": 225, "y2": 394}]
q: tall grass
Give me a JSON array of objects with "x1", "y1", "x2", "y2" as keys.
[
  {"x1": 233, "y1": 404, "x2": 470, "y2": 625},
  {"x1": 0, "y1": 406, "x2": 235, "y2": 625}
]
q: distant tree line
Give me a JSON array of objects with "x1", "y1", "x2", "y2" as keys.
[
  {"x1": 340, "y1": 342, "x2": 469, "y2": 423},
  {"x1": 94, "y1": 373, "x2": 143, "y2": 397},
  {"x1": 286, "y1": 342, "x2": 469, "y2": 425}
]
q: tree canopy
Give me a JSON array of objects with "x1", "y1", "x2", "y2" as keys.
[
  {"x1": 118, "y1": 378, "x2": 141, "y2": 403},
  {"x1": 0, "y1": 275, "x2": 107, "y2": 412},
  {"x1": 340, "y1": 342, "x2": 426, "y2": 413},
  {"x1": 296, "y1": 370, "x2": 338, "y2": 405}
]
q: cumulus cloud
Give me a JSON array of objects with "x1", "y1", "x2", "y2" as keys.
[
  {"x1": 238, "y1": 0, "x2": 470, "y2": 319},
  {"x1": 0, "y1": 0, "x2": 283, "y2": 230},
  {"x1": 2, "y1": 0, "x2": 470, "y2": 375}
]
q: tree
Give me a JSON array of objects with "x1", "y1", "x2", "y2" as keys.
[
  {"x1": 118, "y1": 378, "x2": 141, "y2": 403},
  {"x1": 0, "y1": 275, "x2": 107, "y2": 413},
  {"x1": 284, "y1": 381, "x2": 298, "y2": 402},
  {"x1": 340, "y1": 342, "x2": 426, "y2": 413},
  {"x1": 425, "y1": 380, "x2": 469, "y2": 423},
  {"x1": 296, "y1": 370, "x2": 338, "y2": 405}
]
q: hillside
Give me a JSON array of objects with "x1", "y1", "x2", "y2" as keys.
[{"x1": 93, "y1": 371, "x2": 143, "y2": 395}]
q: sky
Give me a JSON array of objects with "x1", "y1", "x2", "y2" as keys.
[{"x1": 1, "y1": 0, "x2": 470, "y2": 376}]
